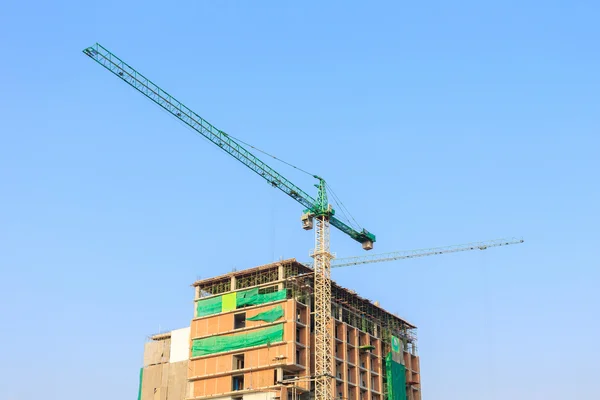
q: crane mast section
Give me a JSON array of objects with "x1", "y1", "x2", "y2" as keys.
[{"x1": 83, "y1": 43, "x2": 316, "y2": 211}]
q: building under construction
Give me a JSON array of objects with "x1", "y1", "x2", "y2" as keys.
[{"x1": 139, "y1": 259, "x2": 421, "y2": 400}]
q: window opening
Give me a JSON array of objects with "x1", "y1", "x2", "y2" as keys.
[
  {"x1": 234, "y1": 313, "x2": 246, "y2": 329},
  {"x1": 233, "y1": 354, "x2": 245, "y2": 370},
  {"x1": 232, "y1": 375, "x2": 244, "y2": 391}
]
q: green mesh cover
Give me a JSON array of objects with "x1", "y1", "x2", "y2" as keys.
[
  {"x1": 391, "y1": 335, "x2": 401, "y2": 353},
  {"x1": 196, "y1": 295, "x2": 223, "y2": 317},
  {"x1": 137, "y1": 368, "x2": 143, "y2": 400},
  {"x1": 236, "y1": 288, "x2": 287, "y2": 308},
  {"x1": 386, "y1": 353, "x2": 407, "y2": 400},
  {"x1": 196, "y1": 288, "x2": 287, "y2": 318},
  {"x1": 191, "y1": 323, "x2": 284, "y2": 357},
  {"x1": 247, "y1": 305, "x2": 284, "y2": 322}
]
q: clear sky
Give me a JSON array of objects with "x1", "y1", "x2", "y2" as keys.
[{"x1": 1, "y1": 1, "x2": 598, "y2": 399}]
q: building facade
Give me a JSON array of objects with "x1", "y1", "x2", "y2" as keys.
[{"x1": 139, "y1": 260, "x2": 421, "y2": 400}]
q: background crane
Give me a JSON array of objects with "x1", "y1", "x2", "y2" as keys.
[
  {"x1": 304, "y1": 237, "x2": 524, "y2": 268},
  {"x1": 83, "y1": 43, "x2": 522, "y2": 400}
]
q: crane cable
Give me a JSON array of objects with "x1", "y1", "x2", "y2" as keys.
[
  {"x1": 325, "y1": 182, "x2": 363, "y2": 231},
  {"x1": 148, "y1": 94, "x2": 316, "y2": 178},
  {"x1": 155, "y1": 99, "x2": 363, "y2": 229},
  {"x1": 223, "y1": 132, "x2": 316, "y2": 178}
]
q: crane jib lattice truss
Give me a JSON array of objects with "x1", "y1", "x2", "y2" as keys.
[{"x1": 82, "y1": 43, "x2": 375, "y2": 248}]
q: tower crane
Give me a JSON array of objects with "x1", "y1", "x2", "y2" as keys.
[
  {"x1": 83, "y1": 43, "x2": 372, "y2": 400},
  {"x1": 83, "y1": 43, "x2": 522, "y2": 400}
]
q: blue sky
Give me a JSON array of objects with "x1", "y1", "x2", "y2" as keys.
[{"x1": 1, "y1": 1, "x2": 598, "y2": 399}]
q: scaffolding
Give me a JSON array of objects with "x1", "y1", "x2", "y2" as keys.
[
  {"x1": 193, "y1": 260, "x2": 296, "y2": 297},
  {"x1": 194, "y1": 276, "x2": 231, "y2": 298},
  {"x1": 235, "y1": 266, "x2": 280, "y2": 289}
]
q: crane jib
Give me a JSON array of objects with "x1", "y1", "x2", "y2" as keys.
[
  {"x1": 302, "y1": 237, "x2": 524, "y2": 268},
  {"x1": 83, "y1": 43, "x2": 376, "y2": 248}
]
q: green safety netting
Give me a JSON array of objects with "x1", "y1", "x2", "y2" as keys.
[
  {"x1": 137, "y1": 368, "x2": 143, "y2": 400},
  {"x1": 247, "y1": 305, "x2": 284, "y2": 322},
  {"x1": 191, "y1": 323, "x2": 284, "y2": 357},
  {"x1": 386, "y1": 353, "x2": 407, "y2": 400},
  {"x1": 196, "y1": 288, "x2": 287, "y2": 318},
  {"x1": 196, "y1": 295, "x2": 222, "y2": 317},
  {"x1": 391, "y1": 335, "x2": 401, "y2": 353},
  {"x1": 236, "y1": 287, "x2": 287, "y2": 308}
]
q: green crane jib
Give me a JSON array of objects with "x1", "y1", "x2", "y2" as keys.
[{"x1": 83, "y1": 43, "x2": 375, "y2": 250}]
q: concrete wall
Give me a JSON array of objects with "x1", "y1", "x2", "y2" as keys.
[
  {"x1": 141, "y1": 328, "x2": 191, "y2": 400},
  {"x1": 144, "y1": 339, "x2": 171, "y2": 367},
  {"x1": 167, "y1": 361, "x2": 189, "y2": 400},
  {"x1": 141, "y1": 364, "x2": 169, "y2": 400},
  {"x1": 141, "y1": 361, "x2": 189, "y2": 400}
]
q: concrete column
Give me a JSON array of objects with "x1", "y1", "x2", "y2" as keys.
[{"x1": 278, "y1": 264, "x2": 285, "y2": 290}]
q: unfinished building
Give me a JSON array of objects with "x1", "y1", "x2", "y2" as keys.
[{"x1": 138, "y1": 259, "x2": 420, "y2": 400}]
